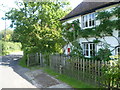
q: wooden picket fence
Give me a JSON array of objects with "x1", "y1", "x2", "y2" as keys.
[{"x1": 27, "y1": 53, "x2": 120, "y2": 89}]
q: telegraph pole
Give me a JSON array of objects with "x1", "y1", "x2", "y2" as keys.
[{"x1": 4, "y1": 13, "x2": 6, "y2": 41}]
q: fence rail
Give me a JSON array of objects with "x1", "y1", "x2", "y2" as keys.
[{"x1": 27, "y1": 53, "x2": 120, "y2": 89}]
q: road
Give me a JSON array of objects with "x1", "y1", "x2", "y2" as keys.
[{"x1": 0, "y1": 52, "x2": 36, "y2": 89}]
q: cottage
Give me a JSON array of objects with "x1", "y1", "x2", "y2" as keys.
[{"x1": 61, "y1": 0, "x2": 120, "y2": 58}]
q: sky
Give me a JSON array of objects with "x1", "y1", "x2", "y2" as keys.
[{"x1": 0, "y1": 0, "x2": 83, "y2": 31}]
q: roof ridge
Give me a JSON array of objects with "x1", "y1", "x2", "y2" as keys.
[{"x1": 60, "y1": 0, "x2": 120, "y2": 21}]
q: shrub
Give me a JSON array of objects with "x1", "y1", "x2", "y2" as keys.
[
  {"x1": 94, "y1": 48, "x2": 112, "y2": 61},
  {"x1": 102, "y1": 55, "x2": 120, "y2": 88}
]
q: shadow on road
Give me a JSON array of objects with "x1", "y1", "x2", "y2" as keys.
[{"x1": 0, "y1": 54, "x2": 31, "y2": 83}]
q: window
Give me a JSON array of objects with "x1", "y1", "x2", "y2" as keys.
[
  {"x1": 83, "y1": 43, "x2": 96, "y2": 57},
  {"x1": 82, "y1": 13, "x2": 95, "y2": 28},
  {"x1": 116, "y1": 47, "x2": 120, "y2": 55}
]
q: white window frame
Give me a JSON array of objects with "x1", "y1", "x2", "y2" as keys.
[
  {"x1": 116, "y1": 47, "x2": 120, "y2": 55},
  {"x1": 83, "y1": 43, "x2": 97, "y2": 57},
  {"x1": 82, "y1": 13, "x2": 96, "y2": 29},
  {"x1": 118, "y1": 31, "x2": 120, "y2": 37}
]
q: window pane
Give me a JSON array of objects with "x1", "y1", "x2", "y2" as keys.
[
  {"x1": 83, "y1": 43, "x2": 96, "y2": 57},
  {"x1": 86, "y1": 50, "x2": 89, "y2": 56},
  {"x1": 86, "y1": 44, "x2": 88, "y2": 49},
  {"x1": 83, "y1": 44, "x2": 85, "y2": 55},
  {"x1": 85, "y1": 22, "x2": 88, "y2": 27},
  {"x1": 118, "y1": 31, "x2": 120, "y2": 37},
  {"x1": 86, "y1": 15, "x2": 88, "y2": 21},
  {"x1": 91, "y1": 13, "x2": 95, "y2": 26},
  {"x1": 92, "y1": 20, "x2": 95, "y2": 26},
  {"x1": 91, "y1": 13, "x2": 95, "y2": 19},
  {"x1": 89, "y1": 20, "x2": 92, "y2": 26},
  {"x1": 82, "y1": 16, "x2": 85, "y2": 28},
  {"x1": 90, "y1": 44, "x2": 96, "y2": 56},
  {"x1": 90, "y1": 44, "x2": 93, "y2": 49},
  {"x1": 89, "y1": 14, "x2": 91, "y2": 20},
  {"x1": 85, "y1": 15, "x2": 88, "y2": 27},
  {"x1": 82, "y1": 13, "x2": 95, "y2": 28},
  {"x1": 93, "y1": 44, "x2": 96, "y2": 56},
  {"x1": 83, "y1": 16, "x2": 86, "y2": 22}
]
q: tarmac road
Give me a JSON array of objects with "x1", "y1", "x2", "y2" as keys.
[
  {"x1": 0, "y1": 52, "x2": 36, "y2": 89},
  {"x1": 0, "y1": 52, "x2": 72, "y2": 89}
]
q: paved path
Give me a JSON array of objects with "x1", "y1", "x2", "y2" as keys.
[
  {"x1": 25, "y1": 70, "x2": 71, "y2": 88},
  {"x1": 0, "y1": 52, "x2": 72, "y2": 89},
  {"x1": 0, "y1": 52, "x2": 36, "y2": 89}
]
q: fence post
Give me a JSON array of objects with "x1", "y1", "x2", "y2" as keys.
[
  {"x1": 36, "y1": 53, "x2": 38, "y2": 64},
  {"x1": 83, "y1": 58, "x2": 85, "y2": 80},
  {"x1": 27, "y1": 54, "x2": 29, "y2": 67},
  {"x1": 95, "y1": 60, "x2": 97, "y2": 85},
  {"x1": 39, "y1": 53, "x2": 41, "y2": 66},
  {"x1": 49, "y1": 55, "x2": 51, "y2": 68}
]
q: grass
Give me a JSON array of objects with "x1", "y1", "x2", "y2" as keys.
[
  {"x1": 19, "y1": 58, "x2": 41, "y2": 70},
  {"x1": 18, "y1": 57, "x2": 28, "y2": 68},
  {"x1": 18, "y1": 59, "x2": 96, "y2": 88},
  {"x1": 29, "y1": 65, "x2": 42, "y2": 70},
  {"x1": 43, "y1": 67, "x2": 96, "y2": 88}
]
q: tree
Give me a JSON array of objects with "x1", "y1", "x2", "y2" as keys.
[
  {"x1": 5, "y1": 1, "x2": 70, "y2": 55},
  {"x1": 0, "y1": 29, "x2": 13, "y2": 41}
]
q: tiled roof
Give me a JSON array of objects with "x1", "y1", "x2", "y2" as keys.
[{"x1": 61, "y1": 0, "x2": 120, "y2": 21}]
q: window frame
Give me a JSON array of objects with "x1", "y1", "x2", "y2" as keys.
[
  {"x1": 82, "y1": 13, "x2": 96, "y2": 29},
  {"x1": 82, "y1": 42, "x2": 97, "y2": 57},
  {"x1": 118, "y1": 31, "x2": 120, "y2": 37},
  {"x1": 115, "y1": 46, "x2": 120, "y2": 55}
]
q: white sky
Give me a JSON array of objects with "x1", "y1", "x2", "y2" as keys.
[{"x1": 0, "y1": 0, "x2": 83, "y2": 31}]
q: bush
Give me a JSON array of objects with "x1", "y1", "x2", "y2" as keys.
[
  {"x1": 94, "y1": 48, "x2": 112, "y2": 61},
  {"x1": 0, "y1": 40, "x2": 22, "y2": 56},
  {"x1": 19, "y1": 56, "x2": 27, "y2": 68},
  {"x1": 102, "y1": 56, "x2": 120, "y2": 88}
]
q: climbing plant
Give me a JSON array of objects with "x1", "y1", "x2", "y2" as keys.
[{"x1": 63, "y1": 5, "x2": 120, "y2": 58}]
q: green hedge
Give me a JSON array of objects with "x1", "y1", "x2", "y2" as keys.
[{"x1": 0, "y1": 40, "x2": 22, "y2": 56}]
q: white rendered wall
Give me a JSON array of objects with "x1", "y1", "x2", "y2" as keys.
[{"x1": 63, "y1": 4, "x2": 119, "y2": 55}]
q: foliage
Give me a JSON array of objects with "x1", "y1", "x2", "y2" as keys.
[
  {"x1": 94, "y1": 48, "x2": 112, "y2": 61},
  {"x1": 19, "y1": 56, "x2": 28, "y2": 68},
  {"x1": 62, "y1": 19, "x2": 81, "y2": 42},
  {"x1": 64, "y1": 7, "x2": 120, "y2": 39},
  {"x1": 5, "y1": 1, "x2": 70, "y2": 55},
  {"x1": 93, "y1": 39, "x2": 101, "y2": 44},
  {"x1": 102, "y1": 55, "x2": 120, "y2": 88},
  {"x1": 11, "y1": 30, "x2": 21, "y2": 42},
  {"x1": 112, "y1": 6, "x2": 120, "y2": 30},
  {"x1": 0, "y1": 30, "x2": 13, "y2": 41},
  {"x1": 0, "y1": 40, "x2": 22, "y2": 55},
  {"x1": 62, "y1": 6, "x2": 120, "y2": 58},
  {"x1": 96, "y1": 11, "x2": 114, "y2": 36},
  {"x1": 70, "y1": 41, "x2": 84, "y2": 57}
]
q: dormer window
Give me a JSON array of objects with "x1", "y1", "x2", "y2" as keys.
[{"x1": 82, "y1": 13, "x2": 95, "y2": 29}]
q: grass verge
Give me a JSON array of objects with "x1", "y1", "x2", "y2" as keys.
[
  {"x1": 18, "y1": 57, "x2": 28, "y2": 68},
  {"x1": 18, "y1": 59, "x2": 96, "y2": 88},
  {"x1": 42, "y1": 67, "x2": 96, "y2": 88}
]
